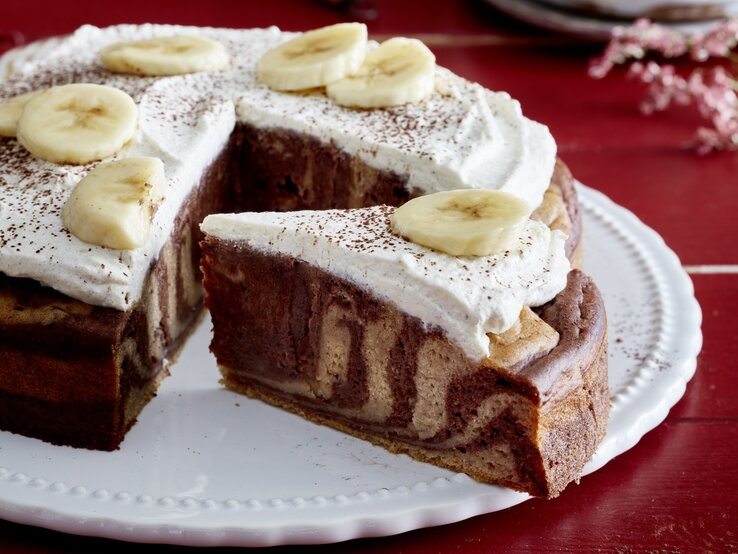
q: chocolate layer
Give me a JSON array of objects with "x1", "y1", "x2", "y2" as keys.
[{"x1": 234, "y1": 123, "x2": 411, "y2": 212}]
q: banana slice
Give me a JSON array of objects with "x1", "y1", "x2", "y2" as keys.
[
  {"x1": 0, "y1": 90, "x2": 43, "y2": 137},
  {"x1": 100, "y1": 35, "x2": 229, "y2": 76},
  {"x1": 257, "y1": 23, "x2": 367, "y2": 91},
  {"x1": 61, "y1": 157, "x2": 166, "y2": 250},
  {"x1": 390, "y1": 190, "x2": 531, "y2": 257},
  {"x1": 326, "y1": 37, "x2": 435, "y2": 108},
  {"x1": 16, "y1": 83, "x2": 137, "y2": 165}
]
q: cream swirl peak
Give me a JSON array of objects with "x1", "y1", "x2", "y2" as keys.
[
  {"x1": 201, "y1": 207, "x2": 570, "y2": 362},
  {"x1": 0, "y1": 24, "x2": 557, "y2": 311}
]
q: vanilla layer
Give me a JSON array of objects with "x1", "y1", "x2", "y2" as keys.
[
  {"x1": 202, "y1": 207, "x2": 570, "y2": 362},
  {"x1": 0, "y1": 24, "x2": 556, "y2": 311}
]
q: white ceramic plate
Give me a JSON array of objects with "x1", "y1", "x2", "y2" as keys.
[
  {"x1": 484, "y1": 0, "x2": 738, "y2": 40},
  {"x1": 0, "y1": 183, "x2": 702, "y2": 546}
]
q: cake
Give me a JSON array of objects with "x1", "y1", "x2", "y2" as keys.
[
  {"x1": 199, "y1": 198, "x2": 608, "y2": 498},
  {"x1": 0, "y1": 24, "x2": 591, "y2": 454}
]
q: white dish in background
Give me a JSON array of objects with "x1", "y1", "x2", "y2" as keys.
[
  {"x1": 0, "y1": 183, "x2": 702, "y2": 546},
  {"x1": 540, "y1": 0, "x2": 738, "y2": 19},
  {"x1": 0, "y1": 36, "x2": 64, "y2": 79},
  {"x1": 484, "y1": 0, "x2": 738, "y2": 40}
]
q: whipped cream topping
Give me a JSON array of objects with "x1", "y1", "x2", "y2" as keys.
[
  {"x1": 202, "y1": 207, "x2": 570, "y2": 362},
  {"x1": 0, "y1": 24, "x2": 557, "y2": 311}
]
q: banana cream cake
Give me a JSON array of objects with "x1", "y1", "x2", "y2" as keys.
[
  {"x1": 200, "y1": 194, "x2": 608, "y2": 498},
  {"x1": 0, "y1": 19, "x2": 598, "y2": 480}
]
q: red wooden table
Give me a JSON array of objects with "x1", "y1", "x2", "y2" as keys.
[{"x1": 1, "y1": 1, "x2": 736, "y2": 551}]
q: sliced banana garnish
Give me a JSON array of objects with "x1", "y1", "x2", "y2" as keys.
[
  {"x1": 61, "y1": 157, "x2": 166, "y2": 250},
  {"x1": 258, "y1": 23, "x2": 367, "y2": 91},
  {"x1": 0, "y1": 90, "x2": 43, "y2": 137},
  {"x1": 390, "y1": 190, "x2": 531, "y2": 257},
  {"x1": 326, "y1": 37, "x2": 435, "y2": 108},
  {"x1": 100, "y1": 35, "x2": 229, "y2": 76},
  {"x1": 16, "y1": 83, "x2": 137, "y2": 165}
]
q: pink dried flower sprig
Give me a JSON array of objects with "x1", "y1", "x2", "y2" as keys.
[
  {"x1": 691, "y1": 17, "x2": 738, "y2": 61},
  {"x1": 589, "y1": 18, "x2": 738, "y2": 153},
  {"x1": 588, "y1": 18, "x2": 689, "y2": 78}
]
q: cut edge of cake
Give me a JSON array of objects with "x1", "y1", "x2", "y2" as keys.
[{"x1": 199, "y1": 205, "x2": 608, "y2": 497}]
